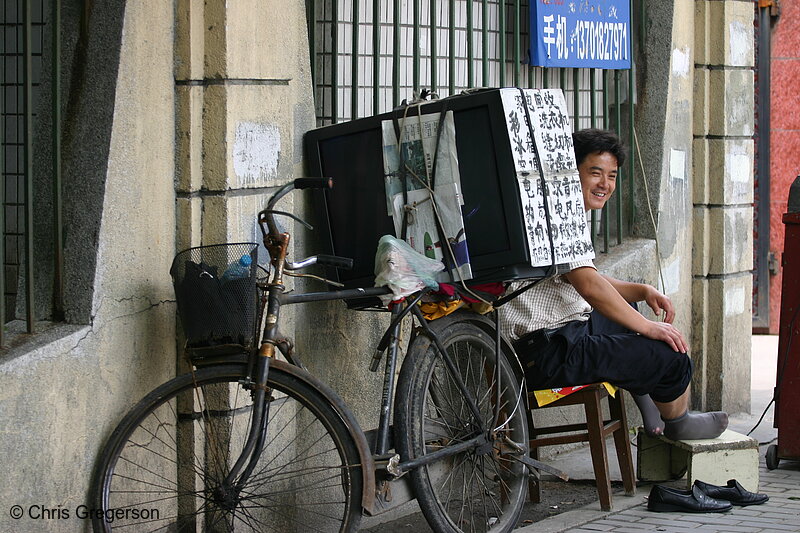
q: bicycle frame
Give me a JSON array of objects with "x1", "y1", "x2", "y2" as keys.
[{"x1": 220, "y1": 178, "x2": 526, "y2": 516}]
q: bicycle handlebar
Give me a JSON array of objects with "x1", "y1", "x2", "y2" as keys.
[
  {"x1": 259, "y1": 178, "x2": 354, "y2": 274},
  {"x1": 293, "y1": 177, "x2": 333, "y2": 190},
  {"x1": 316, "y1": 254, "x2": 354, "y2": 270},
  {"x1": 260, "y1": 178, "x2": 333, "y2": 236}
]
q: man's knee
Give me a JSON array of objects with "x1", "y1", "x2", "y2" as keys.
[{"x1": 651, "y1": 352, "x2": 693, "y2": 403}]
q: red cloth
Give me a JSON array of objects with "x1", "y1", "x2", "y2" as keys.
[{"x1": 434, "y1": 282, "x2": 505, "y2": 303}]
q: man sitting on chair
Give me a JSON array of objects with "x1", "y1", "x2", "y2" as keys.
[{"x1": 500, "y1": 128, "x2": 727, "y2": 441}]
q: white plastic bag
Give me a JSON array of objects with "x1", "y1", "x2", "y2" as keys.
[{"x1": 374, "y1": 235, "x2": 444, "y2": 303}]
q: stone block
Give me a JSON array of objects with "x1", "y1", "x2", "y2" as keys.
[
  {"x1": 708, "y1": 69, "x2": 754, "y2": 137},
  {"x1": 226, "y1": 86, "x2": 295, "y2": 189},
  {"x1": 175, "y1": 0, "x2": 205, "y2": 80},
  {"x1": 692, "y1": 206, "x2": 710, "y2": 277},
  {"x1": 175, "y1": 85, "x2": 204, "y2": 193},
  {"x1": 637, "y1": 429, "x2": 760, "y2": 492},
  {"x1": 707, "y1": 206, "x2": 753, "y2": 275},
  {"x1": 201, "y1": 192, "x2": 291, "y2": 247},
  {"x1": 693, "y1": 0, "x2": 710, "y2": 65},
  {"x1": 707, "y1": 0, "x2": 755, "y2": 67},
  {"x1": 203, "y1": 0, "x2": 227, "y2": 78},
  {"x1": 693, "y1": 68, "x2": 710, "y2": 136},
  {"x1": 202, "y1": 85, "x2": 229, "y2": 191},
  {"x1": 692, "y1": 138, "x2": 709, "y2": 204},
  {"x1": 201, "y1": 85, "x2": 297, "y2": 192},
  {"x1": 225, "y1": 0, "x2": 310, "y2": 80},
  {"x1": 690, "y1": 278, "x2": 709, "y2": 411},
  {"x1": 707, "y1": 138, "x2": 754, "y2": 205},
  {"x1": 705, "y1": 275, "x2": 753, "y2": 412},
  {"x1": 176, "y1": 196, "x2": 202, "y2": 252}
]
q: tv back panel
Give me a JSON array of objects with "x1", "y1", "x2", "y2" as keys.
[{"x1": 304, "y1": 88, "x2": 590, "y2": 292}]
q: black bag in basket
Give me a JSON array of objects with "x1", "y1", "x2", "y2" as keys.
[{"x1": 176, "y1": 260, "x2": 253, "y2": 347}]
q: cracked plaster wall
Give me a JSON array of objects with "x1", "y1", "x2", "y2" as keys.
[{"x1": 0, "y1": 2, "x2": 176, "y2": 531}]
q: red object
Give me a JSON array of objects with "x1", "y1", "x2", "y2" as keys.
[
  {"x1": 774, "y1": 210, "x2": 800, "y2": 462},
  {"x1": 766, "y1": 2, "x2": 800, "y2": 334},
  {"x1": 435, "y1": 282, "x2": 506, "y2": 303}
]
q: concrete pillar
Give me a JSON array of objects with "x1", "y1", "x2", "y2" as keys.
[
  {"x1": 692, "y1": 0, "x2": 754, "y2": 413},
  {"x1": 173, "y1": 1, "x2": 318, "y2": 377},
  {"x1": 175, "y1": 0, "x2": 313, "y2": 249}
]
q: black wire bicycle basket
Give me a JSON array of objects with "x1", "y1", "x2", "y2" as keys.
[{"x1": 170, "y1": 243, "x2": 259, "y2": 357}]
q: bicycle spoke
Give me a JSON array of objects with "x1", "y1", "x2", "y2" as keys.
[
  {"x1": 397, "y1": 319, "x2": 529, "y2": 533},
  {"x1": 94, "y1": 364, "x2": 362, "y2": 532}
]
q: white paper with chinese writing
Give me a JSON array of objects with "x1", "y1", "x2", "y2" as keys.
[{"x1": 500, "y1": 88, "x2": 594, "y2": 266}]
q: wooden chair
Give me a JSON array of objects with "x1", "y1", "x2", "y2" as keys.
[{"x1": 526, "y1": 383, "x2": 636, "y2": 511}]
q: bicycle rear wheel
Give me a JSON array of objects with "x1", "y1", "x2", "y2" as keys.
[
  {"x1": 395, "y1": 318, "x2": 528, "y2": 533},
  {"x1": 92, "y1": 362, "x2": 363, "y2": 532}
]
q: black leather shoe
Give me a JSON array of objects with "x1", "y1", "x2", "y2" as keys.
[
  {"x1": 694, "y1": 479, "x2": 769, "y2": 506},
  {"x1": 647, "y1": 484, "x2": 733, "y2": 513}
]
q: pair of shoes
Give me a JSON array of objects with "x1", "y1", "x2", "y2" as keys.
[
  {"x1": 694, "y1": 479, "x2": 769, "y2": 506},
  {"x1": 647, "y1": 484, "x2": 732, "y2": 513}
]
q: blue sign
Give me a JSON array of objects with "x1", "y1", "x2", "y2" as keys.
[{"x1": 530, "y1": 1, "x2": 631, "y2": 69}]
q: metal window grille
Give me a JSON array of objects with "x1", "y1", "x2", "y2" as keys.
[
  {"x1": 0, "y1": 0, "x2": 62, "y2": 344},
  {"x1": 307, "y1": 0, "x2": 641, "y2": 254}
]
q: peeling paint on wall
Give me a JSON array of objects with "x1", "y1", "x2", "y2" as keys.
[
  {"x1": 233, "y1": 122, "x2": 280, "y2": 186},
  {"x1": 661, "y1": 257, "x2": 680, "y2": 295},
  {"x1": 729, "y1": 21, "x2": 749, "y2": 66},
  {"x1": 671, "y1": 47, "x2": 690, "y2": 78},
  {"x1": 670, "y1": 148, "x2": 686, "y2": 181},
  {"x1": 724, "y1": 285, "x2": 745, "y2": 317},
  {"x1": 726, "y1": 152, "x2": 750, "y2": 183}
]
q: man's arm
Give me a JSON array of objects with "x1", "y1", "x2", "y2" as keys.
[
  {"x1": 601, "y1": 274, "x2": 676, "y2": 324},
  {"x1": 565, "y1": 267, "x2": 687, "y2": 352}
]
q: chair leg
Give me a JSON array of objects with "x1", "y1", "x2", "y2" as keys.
[
  {"x1": 527, "y1": 444, "x2": 542, "y2": 503},
  {"x1": 526, "y1": 399, "x2": 542, "y2": 503},
  {"x1": 584, "y1": 389, "x2": 613, "y2": 511},
  {"x1": 609, "y1": 392, "x2": 637, "y2": 496}
]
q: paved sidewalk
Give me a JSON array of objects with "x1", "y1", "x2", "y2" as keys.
[
  {"x1": 518, "y1": 449, "x2": 800, "y2": 533},
  {"x1": 518, "y1": 335, "x2": 800, "y2": 532}
]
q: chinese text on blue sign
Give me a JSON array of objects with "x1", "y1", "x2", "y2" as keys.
[{"x1": 530, "y1": 0, "x2": 631, "y2": 70}]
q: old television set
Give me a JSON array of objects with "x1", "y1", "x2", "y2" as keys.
[{"x1": 304, "y1": 88, "x2": 563, "y2": 290}]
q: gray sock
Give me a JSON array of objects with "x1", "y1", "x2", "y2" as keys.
[
  {"x1": 663, "y1": 411, "x2": 728, "y2": 441},
  {"x1": 632, "y1": 394, "x2": 665, "y2": 436}
]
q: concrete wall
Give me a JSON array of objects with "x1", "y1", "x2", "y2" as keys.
[
  {"x1": 0, "y1": 2, "x2": 176, "y2": 531},
  {"x1": 632, "y1": 0, "x2": 752, "y2": 414},
  {"x1": 692, "y1": 0, "x2": 754, "y2": 413}
]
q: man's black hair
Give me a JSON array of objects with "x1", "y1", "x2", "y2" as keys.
[{"x1": 572, "y1": 128, "x2": 627, "y2": 168}]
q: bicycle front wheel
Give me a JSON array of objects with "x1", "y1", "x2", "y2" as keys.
[
  {"x1": 92, "y1": 362, "x2": 363, "y2": 532},
  {"x1": 395, "y1": 318, "x2": 529, "y2": 533}
]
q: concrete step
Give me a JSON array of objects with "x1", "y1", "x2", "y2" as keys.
[{"x1": 637, "y1": 428, "x2": 760, "y2": 491}]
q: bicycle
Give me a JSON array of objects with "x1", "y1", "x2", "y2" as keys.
[{"x1": 90, "y1": 178, "x2": 541, "y2": 533}]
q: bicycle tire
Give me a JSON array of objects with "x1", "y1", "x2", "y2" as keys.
[
  {"x1": 395, "y1": 318, "x2": 528, "y2": 533},
  {"x1": 91, "y1": 362, "x2": 363, "y2": 532}
]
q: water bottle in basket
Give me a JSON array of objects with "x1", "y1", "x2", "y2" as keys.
[{"x1": 221, "y1": 254, "x2": 253, "y2": 282}]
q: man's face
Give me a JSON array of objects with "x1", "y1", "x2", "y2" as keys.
[{"x1": 578, "y1": 151, "x2": 618, "y2": 211}]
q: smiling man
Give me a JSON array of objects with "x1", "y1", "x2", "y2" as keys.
[{"x1": 500, "y1": 128, "x2": 728, "y2": 441}]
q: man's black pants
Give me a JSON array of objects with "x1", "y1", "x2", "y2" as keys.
[{"x1": 514, "y1": 309, "x2": 692, "y2": 403}]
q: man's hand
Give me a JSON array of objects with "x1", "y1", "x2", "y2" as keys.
[
  {"x1": 644, "y1": 286, "x2": 676, "y2": 324},
  {"x1": 570, "y1": 267, "x2": 688, "y2": 353},
  {"x1": 643, "y1": 320, "x2": 688, "y2": 353}
]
